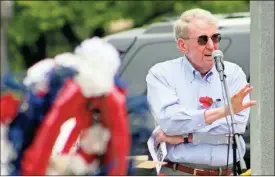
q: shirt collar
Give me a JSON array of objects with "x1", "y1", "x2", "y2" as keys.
[{"x1": 182, "y1": 55, "x2": 215, "y2": 83}]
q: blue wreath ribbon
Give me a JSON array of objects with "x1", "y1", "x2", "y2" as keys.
[{"x1": 4, "y1": 66, "x2": 77, "y2": 175}]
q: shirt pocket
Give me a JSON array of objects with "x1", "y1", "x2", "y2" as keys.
[{"x1": 211, "y1": 96, "x2": 226, "y2": 109}]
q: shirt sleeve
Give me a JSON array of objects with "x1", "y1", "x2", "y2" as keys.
[
  {"x1": 146, "y1": 65, "x2": 208, "y2": 136},
  {"x1": 202, "y1": 65, "x2": 250, "y2": 135}
]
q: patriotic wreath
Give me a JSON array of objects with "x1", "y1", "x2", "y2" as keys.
[{"x1": 1, "y1": 37, "x2": 151, "y2": 176}]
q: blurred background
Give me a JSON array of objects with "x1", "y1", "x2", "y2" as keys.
[
  {"x1": 4, "y1": 0, "x2": 249, "y2": 73},
  {"x1": 1, "y1": 0, "x2": 252, "y2": 175}
]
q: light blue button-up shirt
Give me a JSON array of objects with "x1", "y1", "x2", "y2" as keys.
[{"x1": 146, "y1": 56, "x2": 250, "y2": 166}]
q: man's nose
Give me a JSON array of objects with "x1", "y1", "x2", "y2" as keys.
[{"x1": 206, "y1": 38, "x2": 215, "y2": 49}]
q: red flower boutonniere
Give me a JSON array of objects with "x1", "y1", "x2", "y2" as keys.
[{"x1": 199, "y1": 96, "x2": 214, "y2": 109}]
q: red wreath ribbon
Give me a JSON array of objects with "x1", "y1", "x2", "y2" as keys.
[
  {"x1": 21, "y1": 79, "x2": 130, "y2": 175},
  {"x1": 199, "y1": 96, "x2": 213, "y2": 109},
  {"x1": 0, "y1": 92, "x2": 20, "y2": 124}
]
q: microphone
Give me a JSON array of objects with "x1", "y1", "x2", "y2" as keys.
[{"x1": 212, "y1": 50, "x2": 225, "y2": 81}]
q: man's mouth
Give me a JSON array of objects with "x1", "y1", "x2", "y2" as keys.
[{"x1": 204, "y1": 54, "x2": 212, "y2": 57}]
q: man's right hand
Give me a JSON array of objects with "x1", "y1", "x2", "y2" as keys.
[{"x1": 154, "y1": 129, "x2": 183, "y2": 145}]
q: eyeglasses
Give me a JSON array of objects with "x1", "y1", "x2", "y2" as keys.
[{"x1": 183, "y1": 33, "x2": 221, "y2": 46}]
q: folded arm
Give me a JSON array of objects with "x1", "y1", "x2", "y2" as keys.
[{"x1": 154, "y1": 109, "x2": 250, "y2": 145}]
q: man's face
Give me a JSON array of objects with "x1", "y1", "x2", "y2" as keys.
[{"x1": 178, "y1": 19, "x2": 219, "y2": 74}]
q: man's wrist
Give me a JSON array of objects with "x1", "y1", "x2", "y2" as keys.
[
  {"x1": 220, "y1": 105, "x2": 229, "y2": 117},
  {"x1": 204, "y1": 107, "x2": 226, "y2": 125},
  {"x1": 181, "y1": 133, "x2": 193, "y2": 143}
]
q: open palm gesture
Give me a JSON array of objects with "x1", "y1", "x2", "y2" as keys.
[{"x1": 230, "y1": 83, "x2": 256, "y2": 114}]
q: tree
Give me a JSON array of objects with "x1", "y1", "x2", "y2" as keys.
[{"x1": 7, "y1": 1, "x2": 249, "y2": 72}]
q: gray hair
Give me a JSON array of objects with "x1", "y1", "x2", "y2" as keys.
[{"x1": 174, "y1": 8, "x2": 218, "y2": 40}]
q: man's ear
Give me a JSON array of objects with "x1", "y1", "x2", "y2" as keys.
[{"x1": 177, "y1": 38, "x2": 188, "y2": 53}]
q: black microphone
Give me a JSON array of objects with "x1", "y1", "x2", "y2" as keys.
[{"x1": 212, "y1": 50, "x2": 225, "y2": 81}]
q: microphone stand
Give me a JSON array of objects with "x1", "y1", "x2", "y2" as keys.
[{"x1": 215, "y1": 57, "x2": 247, "y2": 176}]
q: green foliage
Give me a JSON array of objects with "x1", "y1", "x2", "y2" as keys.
[
  {"x1": 197, "y1": 1, "x2": 249, "y2": 13},
  {"x1": 7, "y1": 0, "x2": 249, "y2": 72}
]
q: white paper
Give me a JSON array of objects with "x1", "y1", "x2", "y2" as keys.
[{"x1": 147, "y1": 126, "x2": 167, "y2": 175}]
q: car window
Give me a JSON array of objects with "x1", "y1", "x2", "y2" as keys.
[
  {"x1": 121, "y1": 41, "x2": 182, "y2": 96},
  {"x1": 219, "y1": 38, "x2": 231, "y2": 54},
  {"x1": 220, "y1": 33, "x2": 250, "y2": 76}
]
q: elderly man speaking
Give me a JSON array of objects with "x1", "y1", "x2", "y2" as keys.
[{"x1": 146, "y1": 8, "x2": 256, "y2": 176}]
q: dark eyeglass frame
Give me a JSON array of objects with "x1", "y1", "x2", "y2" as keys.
[{"x1": 182, "y1": 33, "x2": 221, "y2": 46}]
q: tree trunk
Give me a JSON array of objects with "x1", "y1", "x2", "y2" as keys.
[
  {"x1": 20, "y1": 33, "x2": 46, "y2": 68},
  {"x1": 61, "y1": 23, "x2": 81, "y2": 49}
]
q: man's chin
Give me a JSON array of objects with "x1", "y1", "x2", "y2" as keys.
[{"x1": 205, "y1": 61, "x2": 214, "y2": 68}]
